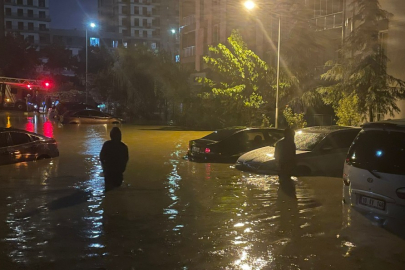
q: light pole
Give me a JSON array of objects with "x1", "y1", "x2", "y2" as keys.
[
  {"x1": 86, "y1": 22, "x2": 96, "y2": 104},
  {"x1": 244, "y1": 1, "x2": 281, "y2": 128}
]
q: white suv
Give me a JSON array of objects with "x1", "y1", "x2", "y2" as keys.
[{"x1": 343, "y1": 119, "x2": 405, "y2": 218}]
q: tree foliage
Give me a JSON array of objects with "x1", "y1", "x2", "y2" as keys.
[
  {"x1": 317, "y1": 0, "x2": 405, "y2": 122},
  {"x1": 197, "y1": 30, "x2": 294, "y2": 127},
  {"x1": 335, "y1": 93, "x2": 363, "y2": 126},
  {"x1": 283, "y1": 106, "x2": 307, "y2": 129},
  {"x1": 0, "y1": 34, "x2": 40, "y2": 78}
]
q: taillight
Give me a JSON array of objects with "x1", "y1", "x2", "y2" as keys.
[
  {"x1": 343, "y1": 173, "x2": 350, "y2": 186},
  {"x1": 396, "y1": 188, "x2": 405, "y2": 199},
  {"x1": 205, "y1": 148, "x2": 211, "y2": 154}
]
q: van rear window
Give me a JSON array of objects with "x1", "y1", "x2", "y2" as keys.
[{"x1": 347, "y1": 130, "x2": 405, "y2": 175}]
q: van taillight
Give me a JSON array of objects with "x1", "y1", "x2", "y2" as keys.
[
  {"x1": 396, "y1": 188, "x2": 405, "y2": 199},
  {"x1": 205, "y1": 148, "x2": 211, "y2": 154},
  {"x1": 343, "y1": 173, "x2": 350, "y2": 186}
]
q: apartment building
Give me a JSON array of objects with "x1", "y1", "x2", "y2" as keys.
[
  {"x1": 4, "y1": 0, "x2": 50, "y2": 45},
  {"x1": 98, "y1": 0, "x2": 179, "y2": 58}
]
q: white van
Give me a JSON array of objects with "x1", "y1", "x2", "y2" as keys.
[{"x1": 343, "y1": 119, "x2": 405, "y2": 218}]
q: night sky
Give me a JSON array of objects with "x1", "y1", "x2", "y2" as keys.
[{"x1": 50, "y1": 0, "x2": 98, "y2": 30}]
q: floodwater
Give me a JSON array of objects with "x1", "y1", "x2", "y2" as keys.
[{"x1": 0, "y1": 111, "x2": 405, "y2": 270}]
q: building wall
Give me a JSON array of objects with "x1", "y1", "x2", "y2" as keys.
[
  {"x1": 4, "y1": 0, "x2": 50, "y2": 45},
  {"x1": 379, "y1": 0, "x2": 405, "y2": 119},
  {"x1": 99, "y1": 0, "x2": 179, "y2": 53}
]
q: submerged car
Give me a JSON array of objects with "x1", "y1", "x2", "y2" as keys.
[
  {"x1": 188, "y1": 127, "x2": 284, "y2": 162},
  {"x1": 60, "y1": 109, "x2": 123, "y2": 124},
  {"x1": 343, "y1": 119, "x2": 405, "y2": 218},
  {"x1": 0, "y1": 128, "x2": 59, "y2": 166},
  {"x1": 235, "y1": 126, "x2": 361, "y2": 176},
  {"x1": 54, "y1": 102, "x2": 97, "y2": 119}
]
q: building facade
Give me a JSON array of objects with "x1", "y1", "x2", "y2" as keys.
[
  {"x1": 4, "y1": 0, "x2": 51, "y2": 45},
  {"x1": 98, "y1": 0, "x2": 179, "y2": 58}
]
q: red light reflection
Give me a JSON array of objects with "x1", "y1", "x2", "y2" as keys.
[
  {"x1": 25, "y1": 117, "x2": 34, "y2": 133},
  {"x1": 43, "y1": 121, "x2": 54, "y2": 138}
]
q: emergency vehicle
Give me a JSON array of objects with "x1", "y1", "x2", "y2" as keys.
[{"x1": 0, "y1": 77, "x2": 53, "y2": 111}]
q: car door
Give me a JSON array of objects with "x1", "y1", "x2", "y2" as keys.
[
  {"x1": 88, "y1": 110, "x2": 110, "y2": 124},
  {"x1": 0, "y1": 132, "x2": 12, "y2": 165},
  {"x1": 74, "y1": 110, "x2": 91, "y2": 124},
  {"x1": 315, "y1": 130, "x2": 360, "y2": 175},
  {"x1": 9, "y1": 131, "x2": 37, "y2": 163}
]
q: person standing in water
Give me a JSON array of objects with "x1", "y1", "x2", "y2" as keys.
[{"x1": 100, "y1": 127, "x2": 129, "y2": 191}]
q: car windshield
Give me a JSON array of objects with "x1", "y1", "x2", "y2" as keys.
[
  {"x1": 202, "y1": 129, "x2": 241, "y2": 141},
  {"x1": 294, "y1": 132, "x2": 327, "y2": 151},
  {"x1": 347, "y1": 130, "x2": 405, "y2": 175}
]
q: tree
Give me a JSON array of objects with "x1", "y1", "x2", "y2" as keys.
[
  {"x1": 41, "y1": 41, "x2": 75, "y2": 75},
  {"x1": 283, "y1": 106, "x2": 307, "y2": 129},
  {"x1": 198, "y1": 30, "x2": 293, "y2": 126},
  {"x1": 0, "y1": 34, "x2": 40, "y2": 78},
  {"x1": 317, "y1": 0, "x2": 405, "y2": 123},
  {"x1": 335, "y1": 93, "x2": 363, "y2": 126}
]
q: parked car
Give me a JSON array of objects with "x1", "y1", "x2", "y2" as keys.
[
  {"x1": 235, "y1": 126, "x2": 361, "y2": 176},
  {"x1": 60, "y1": 109, "x2": 123, "y2": 124},
  {"x1": 343, "y1": 119, "x2": 405, "y2": 218},
  {"x1": 188, "y1": 127, "x2": 284, "y2": 162},
  {"x1": 54, "y1": 102, "x2": 97, "y2": 119},
  {"x1": 0, "y1": 128, "x2": 59, "y2": 166}
]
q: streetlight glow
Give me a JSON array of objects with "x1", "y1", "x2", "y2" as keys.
[
  {"x1": 244, "y1": 1, "x2": 255, "y2": 10},
  {"x1": 90, "y1": 22, "x2": 96, "y2": 28},
  {"x1": 171, "y1": 29, "x2": 176, "y2": 34}
]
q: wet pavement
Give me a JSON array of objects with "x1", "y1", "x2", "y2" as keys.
[{"x1": 0, "y1": 111, "x2": 405, "y2": 269}]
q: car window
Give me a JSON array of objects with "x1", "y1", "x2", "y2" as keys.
[
  {"x1": 347, "y1": 130, "x2": 405, "y2": 174},
  {"x1": 246, "y1": 131, "x2": 265, "y2": 147},
  {"x1": 266, "y1": 131, "x2": 284, "y2": 145},
  {"x1": 0, "y1": 132, "x2": 10, "y2": 148},
  {"x1": 295, "y1": 132, "x2": 326, "y2": 151},
  {"x1": 88, "y1": 110, "x2": 107, "y2": 117},
  {"x1": 202, "y1": 130, "x2": 240, "y2": 141},
  {"x1": 322, "y1": 130, "x2": 359, "y2": 150},
  {"x1": 9, "y1": 132, "x2": 32, "y2": 145},
  {"x1": 30, "y1": 135, "x2": 41, "y2": 141},
  {"x1": 73, "y1": 110, "x2": 90, "y2": 117}
]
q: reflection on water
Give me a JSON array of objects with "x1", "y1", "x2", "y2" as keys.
[{"x1": 1, "y1": 113, "x2": 405, "y2": 269}]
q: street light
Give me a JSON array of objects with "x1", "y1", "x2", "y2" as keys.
[
  {"x1": 86, "y1": 22, "x2": 96, "y2": 104},
  {"x1": 244, "y1": 1, "x2": 281, "y2": 128}
]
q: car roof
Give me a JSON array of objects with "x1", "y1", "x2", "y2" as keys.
[
  {"x1": 362, "y1": 118, "x2": 405, "y2": 130},
  {"x1": 298, "y1": 125, "x2": 360, "y2": 134},
  {"x1": 219, "y1": 127, "x2": 283, "y2": 132}
]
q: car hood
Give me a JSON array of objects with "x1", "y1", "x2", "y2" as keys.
[{"x1": 236, "y1": 146, "x2": 310, "y2": 173}]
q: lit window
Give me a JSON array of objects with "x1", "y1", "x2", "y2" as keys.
[{"x1": 90, "y1": 37, "x2": 100, "y2": 47}]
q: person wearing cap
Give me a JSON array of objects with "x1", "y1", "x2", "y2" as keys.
[{"x1": 100, "y1": 127, "x2": 129, "y2": 191}]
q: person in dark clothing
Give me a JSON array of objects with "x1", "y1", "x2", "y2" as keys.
[
  {"x1": 45, "y1": 96, "x2": 52, "y2": 112},
  {"x1": 275, "y1": 128, "x2": 296, "y2": 180},
  {"x1": 100, "y1": 127, "x2": 129, "y2": 192}
]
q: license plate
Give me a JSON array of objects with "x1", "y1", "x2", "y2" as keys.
[
  {"x1": 359, "y1": 195, "x2": 385, "y2": 210},
  {"x1": 192, "y1": 146, "x2": 200, "y2": 153}
]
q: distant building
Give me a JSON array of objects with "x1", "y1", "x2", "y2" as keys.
[
  {"x1": 3, "y1": 0, "x2": 51, "y2": 46},
  {"x1": 98, "y1": 0, "x2": 179, "y2": 59}
]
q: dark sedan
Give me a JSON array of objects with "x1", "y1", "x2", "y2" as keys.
[
  {"x1": 0, "y1": 128, "x2": 59, "y2": 166},
  {"x1": 188, "y1": 127, "x2": 284, "y2": 162},
  {"x1": 60, "y1": 109, "x2": 123, "y2": 124},
  {"x1": 54, "y1": 102, "x2": 97, "y2": 119}
]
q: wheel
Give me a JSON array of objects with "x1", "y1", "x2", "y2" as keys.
[{"x1": 15, "y1": 102, "x2": 26, "y2": 111}]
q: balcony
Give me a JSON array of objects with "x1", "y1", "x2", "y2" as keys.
[
  {"x1": 5, "y1": 12, "x2": 51, "y2": 22},
  {"x1": 182, "y1": 46, "x2": 195, "y2": 58},
  {"x1": 6, "y1": 26, "x2": 49, "y2": 32}
]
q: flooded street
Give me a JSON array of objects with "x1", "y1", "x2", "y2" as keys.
[{"x1": 0, "y1": 111, "x2": 405, "y2": 269}]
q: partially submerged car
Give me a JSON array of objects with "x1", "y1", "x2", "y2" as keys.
[
  {"x1": 343, "y1": 119, "x2": 405, "y2": 218},
  {"x1": 0, "y1": 128, "x2": 59, "y2": 166},
  {"x1": 54, "y1": 102, "x2": 97, "y2": 119},
  {"x1": 188, "y1": 127, "x2": 284, "y2": 162},
  {"x1": 60, "y1": 109, "x2": 123, "y2": 124},
  {"x1": 235, "y1": 126, "x2": 361, "y2": 176}
]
